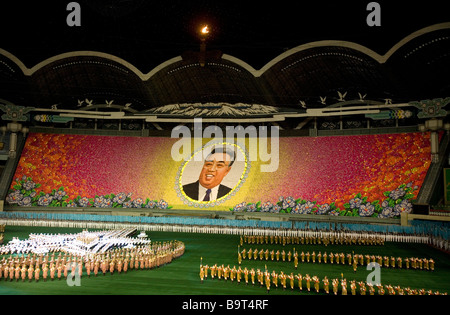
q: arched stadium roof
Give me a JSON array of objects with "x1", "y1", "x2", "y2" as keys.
[{"x1": 0, "y1": 23, "x2": 449, "y2": 113}]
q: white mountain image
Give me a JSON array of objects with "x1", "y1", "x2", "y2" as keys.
[{"x1": 145, "y1": 102, "x2": 279, "y2": 117}]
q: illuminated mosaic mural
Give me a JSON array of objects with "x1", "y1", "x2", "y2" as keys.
[{"x1": 7, "y1": 132, "x2": 432, "y2": 218}]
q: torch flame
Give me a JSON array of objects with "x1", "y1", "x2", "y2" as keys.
[{"x1": 201, "y1": 25, "x2": 209, "y2": 34}]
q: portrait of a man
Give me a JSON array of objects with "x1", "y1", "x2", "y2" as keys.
[{"x1": 182, "y1": 145, "x2": 236, "y2": 202}]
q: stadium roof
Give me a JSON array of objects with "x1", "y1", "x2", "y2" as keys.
[{"x1": 0, "y1": 1, "x2": 449, "y2": 118}]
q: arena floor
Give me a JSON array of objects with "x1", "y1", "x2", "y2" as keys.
[{"x1": 1, "y1": 225, "x2": 449, "y2": 296}]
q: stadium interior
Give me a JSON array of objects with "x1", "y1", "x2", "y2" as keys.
[{"x1": 0, "y1": 1, "x2": 449, "y2": 298}]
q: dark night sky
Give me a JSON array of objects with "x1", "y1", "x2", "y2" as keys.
[{"x1": 1, "y1": 0, "x2": 449, "y2": 72}]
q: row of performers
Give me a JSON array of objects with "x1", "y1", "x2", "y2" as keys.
[
  {"x1": 240, "y1": 234, "x2": 385, "y2": 246},
  {"x1": 238, "y1": 248, "x2": 435, "y2": 271},
  {"x1": 0, "y1": 241, "x2": 185, "y2": 282},
  {"x1": 199, "y1": 264, "x2": 446, "y2": 295}
]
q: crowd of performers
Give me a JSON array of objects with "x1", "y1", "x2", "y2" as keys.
[
  {"x1": 3, "y1": 219, "x2": 448, "y2": 253},
  {"x1": 198, "y1": 233, "x2": 446, "y2": 295},
  {"x1": 0, "y1": 228, "x2": 151, "y2": 256},
  {"x1": 238, "y1": 235, "x2": 435, "y2": 272},
  {"x1": 0, "y1": 228, "x2": 185, "y2": 282},
  {"x1": 239, "y1": 234, "x2": 386, "y2": 246},
  {"x1": 238, "y1": 247, "x2": 436, "y2": 272},
  {"x1": 199, "y1": 263, "x2": 446, "y2": 295}
]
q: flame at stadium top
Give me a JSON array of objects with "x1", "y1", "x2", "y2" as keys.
[{"x1": 0, "y1": 1, "x2": 449, "y2": 127}]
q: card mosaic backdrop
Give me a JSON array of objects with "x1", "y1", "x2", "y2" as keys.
[{"x1": 7, "y1": 132, "x2": 432, "y2": 218}]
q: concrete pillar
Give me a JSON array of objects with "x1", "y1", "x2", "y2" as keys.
[{"x1": 400, "y1": 212, "x2": 409, "y2": 226}]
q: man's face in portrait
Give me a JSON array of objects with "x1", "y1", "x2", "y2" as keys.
[{"x1": 198, "y1": 152, "x2": 232, "y2": 189}]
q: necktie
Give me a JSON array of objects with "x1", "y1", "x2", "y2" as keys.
[{"x1": 203, "y1": 189, "x2": 211, "y2": 201}]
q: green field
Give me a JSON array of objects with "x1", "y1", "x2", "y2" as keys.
[{"x1": 0, "y1": 225, "x2": 449, "y2": 296}]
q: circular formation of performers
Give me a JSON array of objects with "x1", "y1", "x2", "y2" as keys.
[{"x1": 0, "y1": 228, "x2": 185, "y2": 283}]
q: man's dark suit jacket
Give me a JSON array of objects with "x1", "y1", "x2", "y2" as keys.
[{"x1": 182, "y1": 180, "x2": 232, "y2": 201}]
